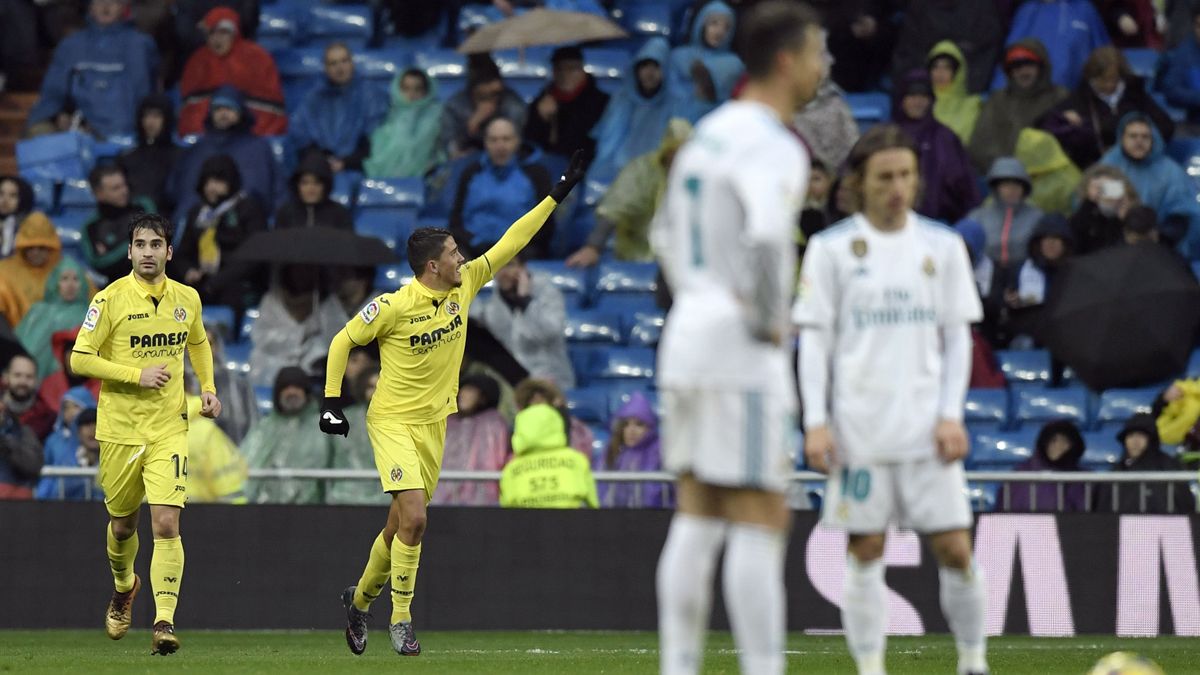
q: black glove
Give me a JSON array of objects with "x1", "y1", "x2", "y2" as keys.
[
  {"x1": 549, "y1": 149, "x2": 588, "y2": 203},
  {"x1": 319, "y1": 397, "x2": 349, "y2": 437}
]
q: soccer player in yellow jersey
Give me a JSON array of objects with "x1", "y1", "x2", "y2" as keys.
[
  {"x1": 70, "y1": 213, "x2": 221, "y2": 656},
  {"x1": 319, "y1": 150, "x2": 586, "y2": 656}
]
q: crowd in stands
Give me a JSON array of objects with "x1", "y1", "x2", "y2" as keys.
[{"x1": 2, "y1": 0, "x2": 1200, "y2": 510}]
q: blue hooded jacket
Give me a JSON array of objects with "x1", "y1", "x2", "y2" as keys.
[
  {"x1": 290, "y1": 74, "x2": 389, "y2": 161},
  {"x1": 669, "y1": 1, "x2": 745, "y2": 122},
  {"x1": 589, "y1": 38, "x2": 682, "y2": 182},
  {"x1": 1161, "y1": 32, "x2": 1200, "y2": 122},
  {"x1": 451, "y1": 143, "x2": 551, "y2": 250},
  {"x1": 28, "y1": 17, "x2": 159, "y2": 139},
  {"x1": 169, "y1": 85, "x2": 281, "y2": 221},
  {"x1": 993, "y1": 0, "x2": 1110, "y2": 91},
  {"x1": 34, "y1": 387, "x2": 99, "y2": 502},
  {"x1": 1100, "y1": 113, "x2": 1200, "y2": 253}
]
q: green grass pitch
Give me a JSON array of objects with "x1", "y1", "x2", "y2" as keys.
[{"x1": 1, "y1": 630, "x2": 1196, "y2": 673}]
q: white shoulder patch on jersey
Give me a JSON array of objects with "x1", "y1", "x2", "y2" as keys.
[
  {"x1": 82, "y1": 303, "x2": 102, "y2": 331},
  {"x1": 359, "y1": 300, "x2": 381, "y2": 324}
]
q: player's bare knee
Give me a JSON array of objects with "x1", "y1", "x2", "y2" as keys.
[
  {"x1": 110, "y1": 517, "x2": 137, "y2": 540},
  {"x1": 930, "y1": 531, "x2": 973, "y2": 569},
  {"x1": 150, "y1": 508, "x2": 181, "y2": 539},
  {"x1": 847, "y1": 534, "x2": 886, "y2": 562}
]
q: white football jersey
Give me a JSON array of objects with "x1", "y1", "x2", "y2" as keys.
[
  {"x1": 793, "y1": 212, "x2": 983, "y2": 463},
  {"x1": 653, "y1": 100, "x2": 809, "y2": 397}
]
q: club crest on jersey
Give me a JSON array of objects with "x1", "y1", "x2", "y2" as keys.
[
  {"x1": 390, "y1": 466, "x2": 404, "y2": 482},
  {"x1": 360, "y1": 301, "x2": 380, "y2": 324},
  {"x1": 445, "y1": 301, "x2": 460, "y2": 316},
  {"x1": 173, "y1": 306, "x2": 188, "y2": 322},
  {"x1": 851, "y1": 238, "x2": 868, "y2": 258},
  {"x1": 922, "y1": 256, "x2": 936, "y2": 277},
  {"x1": 83, "y1": 305, "x2": 101, "y2": 331}
]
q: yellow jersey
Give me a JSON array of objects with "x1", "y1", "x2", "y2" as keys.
[
  {"x1": 73, "y1": 273, "x2": 210, "y2": 444},
  {"x1": 336, "y1": 197, "x2": 558, "y2": 425}
]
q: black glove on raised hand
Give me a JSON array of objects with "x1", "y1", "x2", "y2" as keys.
[
  {"x1": 549, "y1": 149, "x2": 588, "y2": 203},
  {"x1": 319, "y1": 397, "x2": 349, "y2": 437}
]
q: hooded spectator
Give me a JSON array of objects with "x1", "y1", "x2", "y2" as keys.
[
  {"x1": 525, "y1": 45, "x2": 609, "y2": 159},
  {"x1": 363, "y1": 69, "x2": 443, "y2": 179},
  {"x1": 514, "y1": 377, "x2": 595, "y2": 460},
  {"x1": 273, "y1": 154, "x2": 354, "y2": 231},
  {"x1": 178, "y1": 6, "x2": 286, "y2": 136},
  {"x1": 3, "y1": 353, "x2": 55, "y2": 442},
  {"x1": 0, "y1": 176, "x2": 35, "y2": 257},
  {"x1": 500, "y1": 403, "x2": 598, "y2": 509},
  {"x1": 812, "y1": 0, "x2": 896, "y2": 93},
  {"x1": 1068, "y1": 164, "x2": 1139, "y2": 253},
  {"x1": 435, "y1": 373, "x2": 512, "y2": 506},
  {"x1": 34, "y1": 390, "x2": 99, "y2": 501},
  {"x1": 438, "y1": 55, "x2": 528, "y2": 159},
  {"x1": 965, "y1": 157, "x2": 1043, "y2": 285},
  {"x1": 242, "y1": 366, "x2": 331, "y2": 503},
  {"x1": 173, "y1": 0, "x2": 259, "y2": 59},
  {"x1": 891, "y1": 0, "x2": 1004, "y2": 94},
  {"x1": 669, "y1": 0, "x2": 744, "y2": 121},
  {"x1": 599, "y1": 392, "x2": 668, "y2": 508},
  {"x1": 249, "y1": 265, "x2": 346, "y2": 387},
  {"x1": 0, "y1": 372, "x2": 42, "y2": 499},
  {"x1": 1100, "y1": 113, "x2": 1200, "y2": 251},
  {"x1": 1045, "y1": 46, "x2": 1175, "y2": 169},
  {"x1": 1156, "y1": 378, "x2": 1200, "y2": 449},
  {"x1": 892, "y1": 69, "x2": 980, "y2": 224},
  {"x1": 79, "y1": 164, "x2": 150, "y2": 284},
  {"x1": 969, "y1": 39, "x2": 1070, "y2": 172},
  {"x1": 994, "y1": 0, "x2": 1110, "y2": 90},
  {"x1": 1160, "y1": 7, "x2": 1200, "y2": 125},
  {"x1": 449, "y1": 116, "x2": 554, "y2": 258},
  {"x1": 174, "y1": 154, "x2": 268, "y2": 306},
  {"x1": 15, "y1": 257, "x2": 91, "y2": 378},
  {"x1": 26, "y1": 0, "x2": 158, "y2": 139},
  {"x1": 1095, "y1": 413, "x2": 1196, "y2": 513},
  {"x1": 117, "y1": 94, "x2": 181, "y2": 214},
  {"x1": 956, "y1": 217, "x2": 995, "y2": 299},
  {"x1": 0, "y1": 215, "x2": 63, "y2": 328},
  {"x1": 33, "y1": 328, "x2": 100, "y2": 436},
  {"x1": 928, "y1": 40, "x2": 982, "y2": 144},
  {"x1": 793, "y1": 78, "x2": 860, "y2": 171},
  {"x1": 589, "y1": 38, "x2": 681, "y2": 182},
  {"x1": 1000, "y1": 419, "x2": 1089, "y2": 512},
  {"x1": 291, "y1": 43, "x2": 389, "y2": 174},
  {"x1": 1013, "y1": 128, "x2": 1082, "y2": 216},
  {"x1": 169, "y1": 86, "x2": 281, "y2": 222},
  {"x1": 1009, "y1": 213, "x2": 1074, "y2": 308}
]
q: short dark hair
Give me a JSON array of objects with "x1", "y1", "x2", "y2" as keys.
[
  {"x1": 127, "y1": 212, "x2": 174, "y2": 246},
  {"x1": 407, "y1": 227, "x2": 453, "y2": 276},
  {"x1": 87, "y1": 163, "x2": 125, "y2": 192},
  {"x1": 737, "y1": 1, "x2": 821, "y2": 79}
]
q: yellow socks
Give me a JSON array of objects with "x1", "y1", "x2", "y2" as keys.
[
  {"x1": 106, "y1": 525, "x2": 138, "y2": 593},
  {"x1": 353, "y1": 533, "x2": 392, "y2": 612},
  {"x1": 390, "y1": 539, "x2": 421, "y2": 624},
  {"x1": 151, "y1": 537, "x2": 185, "y2": 624}
]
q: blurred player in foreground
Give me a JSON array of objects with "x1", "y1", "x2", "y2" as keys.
[
  {"x1": 319, "y1": 151, "x2": 586, "y2": 657},
  {"x1": 794, "y1": 125, "x2": 987, "y2": 675},
  {"x1": 651, "y1": 2, "x2": 827, "y2": 673},
  {"x1": 71, "y1": 213, "x2": 221, "y2": 655}
]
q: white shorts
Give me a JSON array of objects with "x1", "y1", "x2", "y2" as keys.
[
  {"x1": 660, "y1": 387, "x2": 796, "y2": 493},
  {"x1": 820, "y1": 457, "x2": 973, "y2": 534}
]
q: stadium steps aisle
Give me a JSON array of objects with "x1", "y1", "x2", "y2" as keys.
[{"x1": 0, "y1": 92, "x2": 38, "y2": 175}]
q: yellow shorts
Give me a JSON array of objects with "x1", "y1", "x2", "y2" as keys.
[
  {"x1": 98, "y1": 433, "x2": 189, "y2": 517},
  {"x1": 366, "y1": 418, "x2": 446, "y2": 502}
]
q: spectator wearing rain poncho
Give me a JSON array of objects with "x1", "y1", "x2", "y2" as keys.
[
  {"x1": 363, "y1": 69, "x2": 443, "y2": 179},
  {"x1": 927, "y1": 40, "x2": 982, "y2": 145},
  {"x1": 290, "y1": 42, "x2": 390, "y2": 173},
  {"x1": 435, "y1": 373, "x2": 512, "y2": 506},
  {"x1": 500, "y1": 403, "x2": 598, "y2": 509},
  {"x1": 668, "y1": 1, "x2": 744, "y2": 122},
  {"x1": 1013, "y1": 128, "x2": 1082, "y2": 216},
  {"x1": 33, "y1": 388, "x2": 98, "y2": 501},
  {"x1": 792, "y1": 78, "x2": 859, "y2": 171},
  {"x1": 589, "y1": 37, "x2": 681, "y2": 182},
  {"x1": 0, "y1": 214, "x2": 62, "y2": 329},
  {"x1": 242, "y1": 366, "x2": 331, "y2": 504},
  {"x1": 16, "y1": 257, "x2": 91, "y2": 378},
  {"x1": 597, "y1": 391, "x2": 671, "y2": 509}
]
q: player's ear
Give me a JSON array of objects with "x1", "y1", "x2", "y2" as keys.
[
  {"x1": 127, "y1": 244, "x2": 132, "y2": 261},
  {"x1": 166, "y1": 244, "x2": 173, "y2": 262}
]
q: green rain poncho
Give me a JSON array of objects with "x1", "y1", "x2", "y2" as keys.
[
  {"x1": 242, "y1": 401, "x2": 332, "y2": 504},
  {"x1": 1015, "y1": 128, "x2": 1082, "y2": 216},
  {"x1": 325, "y1": 403, "x2": 390, "y2": 506},
  {"x1": 15, "y1": 256, "x2": 91, "y2": 378},
  {"x1": 928, "y1": 40, "x2": 982, "y2": 145},
  {"x1": 363, "y1": 72, "x2": 443, "y2": 178}
]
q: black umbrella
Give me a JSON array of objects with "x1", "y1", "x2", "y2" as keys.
[
  {"x1": 1037, "y1": 243, "x2": 1200, "y2": 391},
  {"x1": 228, "y1": 226, "x2": 399, "y2": 266}
]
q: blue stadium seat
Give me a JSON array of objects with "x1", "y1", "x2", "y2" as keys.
[
  {"x1": 1123, "y1": 48, "x2": 1159, "y2": 80},
  {"x1": 595, "y1": 261, "x2": 657, "y2": 294},
  {"x1": 354, "y1": 48, "x2": 412, "y2": 81},
  {"x1": 331, "y1": 170, "x2": 360, "y2": 207},
  {"x1": 253, "y1": 385, "x2": 274, "y2": 417},
  {"x1": 526, "y1": 260, "x2": 589, "y2": 305},
  {"x1": 615, "y1": 1, "x2": 671, "y2": 37},
  {"x1": 969, "y1": 429, "x2": 1036, "y2": 470},
  {"x1": 589, "y1": 426, "x2": 611, "y2": 465},
  {"x1": 845, "y1": 92, "x2": 890, "y2": 127},
  {"x1": 266, "y1": 136, "x2": 295, "y2": 176},
  {"x1": 1095, "y1": 387, "x2": 1160, "y2": 428},
  {"x1": 564, "y1": 310, "x2": 623, "y2": 343},
  {"x1": 59, "y1": 179, "x2": 94, "y2": 208},
  {"x1": 1080, "y1": 435, "x2": 1122, "y2": 470},
  {"x1": 355, "y1": 211, "x2": 407, "y2": 254},
  {"x1": 584, "y1": 48, "x2": 628, "y2": 80},
  {"x1": 627, "y1": 311, "x2": 664, "y2": 347},
  {"x1": 357, "y1": 177, "x2": 424, "y2": 209},
  {"x1": 568, "y1": 343, "x2": 610, "y2": 386},
  {"x1": 53, "y1": 210, "x2": 90, "y2": 245},
  {"x1": 257, "y1": 4, "x2": 297, "y2": 51},
  {"x1": 374, "y1": 263, "x2": 412, "y2": 291},
  {"x1": 224, "y1": 340, "x2": 252, "y2": 373},
  {"x1": 204, "y1": 305, "x2": 237, "y2": 340},
  {"x1": 239, "y1": 307, "x2": 259, "y2": 344},
  {"x1": 274, "y1": 47, "x2": 326, "y2": 79},
  {"x1": 593, "y1": 293, "x2": 660, "y2": 317},
  {"x1": 300, "y1": 4, "x2": 373, "y2": 48},
  {"x1": 582, "y1": 178, "x2": 610, "y2": 209},
  {"x1": 964, "y1": 388, "x2": 1009, "y2": 427},
  {"x1": 966, "y1": 482, "x2": 999, "y2": 512},
  {"x1": 565, "y1": 386, "x2": 610, "y2": 424},
  {"x1": 587, "y1": 346, "x2": 656, "y2": 381},
  {"x1": 29, "y1": 177, "x2": 55, "y2": 212},
  {"x1": 457, "y1": 4, "x2": 495, "y2": 33},
  {"x1": 1014, "y1": 386, "x2": 1090, "y2": 427},
  {"x1": 1167, "y1": 137, "x2": 1200, "y2": 166},
  {"x1": 996, "y1": 349, "x2": 1051, "y2": 384},
  {"x1": 414, "y1": 49, "x2": 467, "y2": 81}
]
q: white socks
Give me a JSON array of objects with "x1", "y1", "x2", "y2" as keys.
[
  {"x1": 723, "y1": 523, "x2": 787, "y2": 675},
  {"x1": 842, "y1": 555, "x2": 887, "y2": 675},
  {"x1": 940, "y1": 564, "x2": 988, "y2": 675},
  {"x1": 657, "y1": 514, "x2": 727, "y2": 675}
]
